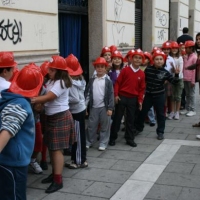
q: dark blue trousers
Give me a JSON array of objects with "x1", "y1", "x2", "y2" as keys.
[
  {"x1": 136, "y1": 93, "x2": 165, "y2": 135},
  {"x1": 0, "y1": 165, "x2": 28, "y2": 200}
]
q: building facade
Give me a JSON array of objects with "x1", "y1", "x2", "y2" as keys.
[{"x1": 0, "y1": 0, "x2": 199, "y2": 76}]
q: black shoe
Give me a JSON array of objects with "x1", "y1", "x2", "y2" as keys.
[
  {"x1": 109, "y1": 140, "x2": 115, "y2": 146},
  {"x1": 40, "y1": 161, "x2": 48, "y2": 170},
  {"x1": 157, "y1": 134, "x2": 164, "y2": 140},
  {"x1": 41, "y1": 174, "x2": 53, "y2": 184},
  {"x1": 45, "y1": 181, "x2": 63, "y2": 193},
  {"x1": 150, "y1": 123, "x2": 155, "y2": 127},
  {"x1": 126, "y1": 141, "x2": 137, "y2": 147}
]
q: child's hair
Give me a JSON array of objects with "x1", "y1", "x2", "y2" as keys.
[
  {"x1": 48, "y1": 69, "x2": 72, "y2": 88},
  {"x1": 71, "y1": 75, "x2": 84, "y2": 81},
  {"x1": 195, "y1": 32, "x2": 200, "y2": 54},
  {"x1": 0, "y1": 67, "x2": 13, "y2": 74}
]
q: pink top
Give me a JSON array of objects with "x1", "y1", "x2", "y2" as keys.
[{"x1": 183, "y1": 53, "x2": 197, "y2": 84}]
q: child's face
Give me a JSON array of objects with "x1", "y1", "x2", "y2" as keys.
[
  {"x1": 48, "y1": 67, "x2": 57, "y2": 80},
  {"x1": 171, "y1": 48, "x2": 179, "y2": 55},
  {"x1": 185, "y1": 47, "x2": 193, "y2": 54},
  {"x1": 103, "y1": 52, "x2": 111, "y2": 63},
  {"x1": 132, "y1": 55, "x2": 143, "y2": 68},
  {"x1": 153, "y1": 56, "x2": 165, "y2": 68},
  {"x1": 2, "y1": 67, "x2": 14, "y2": 81},
  {"x1": 112, "y1": 57, "x2": 122, "y2": 67},
  {"x1": 143, "y1": 58, "x2": 150, "y2": 66},
  {"x1": 196, "y1": 35, "x2": 200, "y2": 47},
  {"x1": 162, "y1": 48, "x2": 171, "y2": 56},
  {"x1": 95, "y1": 64, "x2": 106, "y2": 77}
]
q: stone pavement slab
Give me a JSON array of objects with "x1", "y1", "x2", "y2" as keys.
[
  {"x1": 177, "y1": 187, "x2": 200, "y2": 200},
  {"x1": 145, "y1": 184, "x2": 182, "y2": 200}
]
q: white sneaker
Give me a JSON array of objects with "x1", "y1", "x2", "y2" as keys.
[
  {"x1": 29, "y1": 161, "x2": 43, "y2": 174},
  {"x1": 174, "y1": 112, "x2": 180, "y2": 120},
  {"x1": 186, "y1": 111, "x2": 196, "y2": 117},
  {"x1": 98, "y1": 147, "x2": 106, "y2": 151},
  {"x1": 168, "y1": 112, "x2": 175, "y2": 120},
  {"x1": 180, "y1": 110, "x2": 189, "y2": 115},
  {"x1": 196, "y1": 135, "x2": 200, "y2": 139}
]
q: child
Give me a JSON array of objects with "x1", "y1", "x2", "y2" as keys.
[
  {"x1": 85, "y1": 57, "x2": 114, "y2": 150},
  {"x1": 109, "y1": 49, "x2": 146, "y2": 147},
  {"x1": 180, "y1": 40, "x2": 197, "y2": 117},
  {"x1": 100, "y1": 46, "x2": 112, "y2": 70},
  {"x1": 124, "y1": 49, "x2": 135, "y2": 66},
  {"x1": 31, "y1": 55, "x2": 76, "y2": 193},
  {"x1": 142, "y1": 51, "x2": 156, "y2": 126},
  {"x1": 168, "y1": 41, "x2": 184, "y2": 120},
  {"x1": 162, "y1": 41, "x2": 175, "y2": 116},
  {"x1": 0, "y1": 52, "x2": 16, "y2": 95},
  {"x1": 64, "y1": 54, "x2": 88, "y2": 168},
  {"x1": 108, "y1": 50, "x2": 124, "y2": 86},
  {"x1": 135, "y1": 50, "x2": 179, "y2": 140},
  {"x1": 0, "y1": 65, "x2": 43, "y2": 200}
]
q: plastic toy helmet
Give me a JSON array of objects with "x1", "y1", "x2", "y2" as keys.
[
  {"x1": 152, "y1": 50, "x2": 167, "y2": 61},
  {"x1": 100, "y1": 46, "x2": 111, "y2": 56},
  {"x1": 9, "y1": 63, "x2": 43, "y2": 98},
  {"x1": 93, "y1": 57, "x2": 108, "y2": 67},
  {"x1": 162, "y1": 41, "x2": 171, "y2": 49},
  {"x1": 132, "y1": 49, "x2": 145, "y2": 62},
  {"x1": 110, "y1": 45, "x2": 118, "y2": 53},
  {"x1": 65, "y1": 54, "x2": 83, "y2": 76},
  {"x1": 0, "y1": 51, "x2": 17, "y2": 68},
  {"x1": 48, "y1": 55, "x2": 67, "y2": 71},
  {"x1": 144, "y1": 51, "x2": 152, "y2": 61},
  {"x1": 179, "y1": 42, "x2": 185, "y2": 47},
  {"x1": 40, "y1": 61, "x2": 50, "y2": 77},
  {"x1": 111, "y1": 50, "x2": 123, "y2": 60},
  {"x1": 185, "y1": 40, "x2": 195, "y2": 48},
  {"x1": 170, "y1": 41, "x2": 179, "y2": 49},
  {"x1": 151, "y1": 47, "x2": 161, "y2": 55},
  {"x1": 125, "y1": 49, "x2": 135, "y2": 59}
]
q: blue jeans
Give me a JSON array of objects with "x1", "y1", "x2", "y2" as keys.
[
  {"x1": 148, "y1": 106, "x2": 156, "y2": 124},
  {"x1": 0, "y1": 165, "x2": 28, "y2": 200}
]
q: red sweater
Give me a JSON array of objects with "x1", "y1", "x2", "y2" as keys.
[{"x1": 114, "y1": 66, "x2": 146, "y2": 103}]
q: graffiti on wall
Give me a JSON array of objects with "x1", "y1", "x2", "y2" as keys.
[
  {"x1": 0, "y1": 19, "x2": 22, "y2": 44},
  {"x1": 155, "y1": 9, "x2": 168, "y2": 44},
  {"x1": 112, "y1": 0, "x2": 125, "y2": 46},
  {"x1": 1, "y1": 0, "x2": 15, "y2": 6}
]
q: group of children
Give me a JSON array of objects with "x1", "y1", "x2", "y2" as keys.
[{"x1": 0, "y1": 32, "x2": 200, "y2": 198}]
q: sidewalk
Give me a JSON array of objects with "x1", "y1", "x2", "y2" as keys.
[{"x1": 27, "y1": 96, "x2": 200, "y2": 200}]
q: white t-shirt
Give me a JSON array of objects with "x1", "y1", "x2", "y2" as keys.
[
  {"x1": 0, "y1": 77, "x2": 11, "y2": 97},
  {"x1": 173, "y1": 56, "x2": 184, "y2": 79},
  {"x1": 165, "y1": 55, "x2": 175, "y2": 74},
  {"x1": 44, "y1": 80, "x2": 69, "y2": 115},
  {"x1": 92, "y1": 74, "x2": 106, "y2": 108}
]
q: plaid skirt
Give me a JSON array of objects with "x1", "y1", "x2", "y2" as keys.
[{"x1": 44, "y1": 110, "x2": 76, "y2": 150}]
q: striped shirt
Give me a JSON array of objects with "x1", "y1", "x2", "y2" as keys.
[
  {"x1": 145, "y1": 66, "x2": 179, "y2": 95},
  {"x1": 0, "y1": 104, "x2": 28, "y2": 136}
]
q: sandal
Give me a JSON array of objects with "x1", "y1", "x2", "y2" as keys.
[
  {"x1": 80, "y1": 161, "x2": 88, "y2": 168},
  {"x1": 192, "y1": 122, "x2": 200, "y2": 127}
]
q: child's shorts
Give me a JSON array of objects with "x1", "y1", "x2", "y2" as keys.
[{"x1": 171, "y1": 79, "x2": 184, "y2": 101}]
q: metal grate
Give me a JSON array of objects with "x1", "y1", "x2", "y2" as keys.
[
  {"x1": 135, "y1": 8, "x2": 142, "y2": 49},
  {"x1": 58, "y1": 0, "x2": 88, "y2": 7}
]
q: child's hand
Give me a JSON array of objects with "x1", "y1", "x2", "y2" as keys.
[
  {"x1": 174, "y1": 65, "x2": 180, "y2": 74},
  {"x1": 34, "y1": 103, "x2": 43, "y2": 112},
  {"x1": 138, "y1": 103, "x2": 142, "y2": 111},
  {"x1": 85, "y1": 110, "x2": 88, "y2": 116},
  {"x1": 115, "y1": 96, "x2": 120, "y2": 104},
  {"x1": 107, "y1": 110, "x2": 112, "y2": 116}
]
